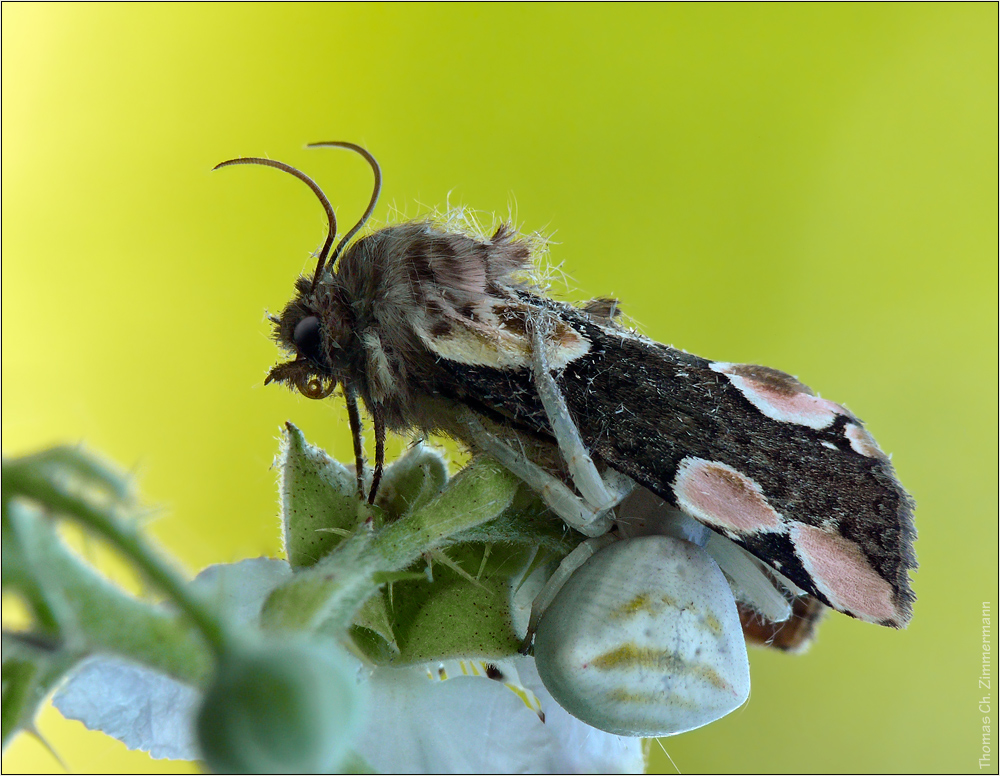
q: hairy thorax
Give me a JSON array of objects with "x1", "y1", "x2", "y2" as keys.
[{"x1": 318, "y1": 222, "x2": 534, "y2": 431}]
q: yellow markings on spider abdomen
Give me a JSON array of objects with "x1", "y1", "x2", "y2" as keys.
[
  {"x1": 702, "y1": 611, "x2": 723, "y2": 636},
  {"x1": 590, "y1": 642, "x2": 733, "y2": 692},
  {"x1": 608, "y1": 593, "x2": 725, "y2": 637},
  {"x1": 604, "y1": 687, "x2": 701, "y2": 708},
  {"x1": 609, "y1": 592, "x2": 677, "y2": 618}
]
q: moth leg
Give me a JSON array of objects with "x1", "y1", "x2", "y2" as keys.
[
  {"x1": 368, "y1": 404, "x2": 386, "y2": 504},
  {"x1": 520, "y1": 533, "x2": 619, "y2": 653},
  {"x1": 530, "y1": 316, "x2": 630, "y2": 515},
  {"x1": 344, "y1": 385, "x2": 367, "y2": 499},
  {"x1": 457, "y1": 408, "x2": 614, "y2": 537}
]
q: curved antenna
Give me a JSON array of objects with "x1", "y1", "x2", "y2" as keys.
[
  {"x1": 307, "y1": 142, "x2": 382, "y2": 263},
  {"x1": 214, "y1": 156, "x2": 337, "y2": 291}
]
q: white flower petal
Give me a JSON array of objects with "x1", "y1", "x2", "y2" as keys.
[
  {"x1": 192, "y1": 556, "x2": 292, "y2": 624},
  {"x1": 358, "y1": 667, "x2": 546, "y2": 773},
  {"x1": 53, "y1": 655, "x2": 200, "y2": 760},
  {"x1": 517, "y1": 659, "x2": 645, "y2": 774},
  {"x1": 358, "y1": 658, "x2": 643, "y2": 774}
]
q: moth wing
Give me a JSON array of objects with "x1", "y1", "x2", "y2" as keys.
[
  {"x1": 423, "y1": 300, "x2": 916, "y2": 628},
  {"x1": 413, "y1": 300, "x2": 593, "y2": 372},
  {"x1": 553, "y1": 314, "x2": 916, "y2": 628}
]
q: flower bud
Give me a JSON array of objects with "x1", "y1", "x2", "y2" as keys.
[{"x1": 196, "y1": 639, "x2": 364, "y2": 773}]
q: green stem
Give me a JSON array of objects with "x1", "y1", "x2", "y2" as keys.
[
  {"x1": 370, "y1": 456, "x2": 522, "y2": 565},
  {"x1": 6, "y1": 499, "x2": 213, "y2": 685},
  {"x1": 4, "y1": 463, "x2": 230, "y2": 658},
  {"x1": 261, "y1": 456, "x2": 520, "y2": 634}
]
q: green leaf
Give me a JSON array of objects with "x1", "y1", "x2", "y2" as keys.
[
  {"x1": 348, "y1": 592, "x2": 399, "y2": 660},
  {"x1": 2, "y1": 635, "x2": 80, "y2": 751},
  {"x1": 279, "y1": 422, "x2": 367, "y2": 569},
  {"x1": 372, "y1": 442, "x2": 448, "y2": 520},
  {"x1": 449, "y1": 484, "x2": 582, "y2": 555},
  {"x1": 347, "y1": 624, "x2": 397, "y2": 664},
  {"x1": 386, "y1": 542, "x2": 534, "y2": 663},
  {"x1": 2, "y1": 501, "x2": 212, "y2": 685},
  {"x1": 3, "y1": 447, "x2": 230, "y2": 656},
  {"x1": 371, "y1": 456, "x2": 521, "y2": 560}
]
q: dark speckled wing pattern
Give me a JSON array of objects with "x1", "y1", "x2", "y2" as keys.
[{"x1": 429, "y1": 296, "x2": 916, "y2": 627}]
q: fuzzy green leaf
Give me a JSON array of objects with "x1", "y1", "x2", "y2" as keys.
[
  {"x1": 386, "y1": 542, "x2": 534, "y2": 662},
  {"x1": 372, "y1": 443, "x2": 448, "y2": 520},
  {"x1": 279, "y1": 422, "x2": 365, "y2": 568}
]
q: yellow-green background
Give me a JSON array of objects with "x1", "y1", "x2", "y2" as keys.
[{"x1": 3, "y1": 4, "x2": 996, "y2": 773}]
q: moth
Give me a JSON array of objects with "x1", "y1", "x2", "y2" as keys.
[{"x1": 216, "y1": 143, "x2": 916, "y2": 656}]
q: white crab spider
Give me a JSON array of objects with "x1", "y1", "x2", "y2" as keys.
[
  {"x1": 531, "y1": 532, "x2": 749, "y2": 737},
  {"x1": 525, "y1": 490, "x2": 793, "y2": 737},
  {"x1": 465, "y1": 315, "x2": 796, "y2": 736}
]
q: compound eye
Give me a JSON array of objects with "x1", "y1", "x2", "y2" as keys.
[{"x1": 292, "y1": 316, "x2": 323, "y2": 362}]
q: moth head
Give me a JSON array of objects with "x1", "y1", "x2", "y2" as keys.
[
  {"x1": 264, "y1": 292, "x2": 338, "y2": 400},
  {"x1": 214, "y1": 142, "x2": 382, "y2": 401},
  {"x1": 264, "y1": 271, "x2": 362, "y2": 399}
]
